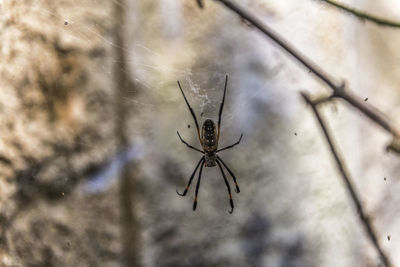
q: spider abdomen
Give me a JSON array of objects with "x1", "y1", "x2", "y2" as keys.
[
  {"x1": 202, "y1": 119, "x2": 217, "y2": 151},
  {"x1": 202, "y1": 119, "x2": 218, "y2": 167}
]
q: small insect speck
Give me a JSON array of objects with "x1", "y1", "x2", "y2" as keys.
[
  {"x1": 384, "y1": 177, "x2": 387, "y2": 181},
  {"x1": 188, "y1": 125, "x2": 190, "y2": 128},
  {"x1": 364, "y1": 97, "x2": 368, "y2": 102},
  {"x1": 388, "y1": 235, "x2": 391, "y2": 241},
  {"x1": 294, "y1": 132, "x2": 297, "y2": 136},
  {"x1": 64, "y1": 21, "x2": 68, "y2": 25},
  {"x1": 200, "y1": 112, "x2": 204, "y2": 117}
]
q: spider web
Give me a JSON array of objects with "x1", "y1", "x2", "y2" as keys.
[{"x1": 17, "y1": 0, "x2": 235, "y2": 194}]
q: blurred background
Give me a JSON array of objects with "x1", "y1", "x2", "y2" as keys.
[{"x1": 1, "y1": 0, "x2": 400, "y2": 266}]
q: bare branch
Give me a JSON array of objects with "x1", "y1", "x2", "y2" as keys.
[
  {"x1": 214, "y1": 0, "x2": 338, "y2": 88},
  {"x1": 316, "y1": 0, "x2": 400, "y2": 28},
  {"x1": 196, "y1": 0, "x2": 204, "y2": 9},
  {"x1": 301, "y1": 92, "x2": 393, "y2": 267},
  {"x1": 211, "y1": 0, "x2": 400, "y2": 138},
  {"x1": 386, "y1": 136, "x2": 400, "y2": 154},
  {"x1": 334, "y1": 87, "x2": 400, "y2": 137}
]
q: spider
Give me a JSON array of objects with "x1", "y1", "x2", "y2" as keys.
[{"x1": 176, "y1": 75, "x2": 243, "y2": 213}]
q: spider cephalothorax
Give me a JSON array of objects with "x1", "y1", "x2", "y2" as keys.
[{"x1": 176, "y1": 75, "x2": 243, "y2": 213}]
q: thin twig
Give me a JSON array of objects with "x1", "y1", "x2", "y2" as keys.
[
  {"x1": 309, "y1": 94, "x2": 335, "y2": 106},
  {"x1": 210, "y1": 0, "x2": 400, "y2": 138},
  {"x1": 301, "y1": 92, "x2": 393, "y2": 267},
  {"x1": 317, "y1": 0, "x2": 400, "y2": 28}
]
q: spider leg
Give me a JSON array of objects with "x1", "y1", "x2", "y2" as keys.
[
  {"x1": 216, "y1": 155, "x2": 240, "y2": 193},
  {"x1": 193, "y1": 158, "x2": 206, "y2": 211},
  {"x1": 177, "y1": 156, "x2": 204, "y2": 196},
  {"x1": 177, "y1": 131, "x2": 204, "y2": 153},
  {"x1": 177, "y1": 81, "x2": 203, "y2": 146},
  {"x1": 216, "y1": 133, "x2": 243, "y2": 153},
  {"x1": 216, "y1": 159, "x2": 234, "y2": 213},
  {"x1": 217, "y1": 75, "x2": 228, "y2": 142}
]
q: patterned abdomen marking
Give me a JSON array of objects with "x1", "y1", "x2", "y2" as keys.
[
  {"x1": 202, "y1": 119, "x2": 217, "y2": 152},
  {"x1": 202, "y1": 119, "x2": 217, "y2": 167}
]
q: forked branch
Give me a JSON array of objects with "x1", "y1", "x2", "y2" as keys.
[{"x1": 302, "y1": 92, "x2": 393, "y2": 267}]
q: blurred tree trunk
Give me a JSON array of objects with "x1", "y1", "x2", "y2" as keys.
[{"x1": 113, "y1": 1, "x2": 142, "y2": 266}]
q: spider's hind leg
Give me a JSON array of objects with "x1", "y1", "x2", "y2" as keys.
[
  {"x1": 176, "y1": 157, "x2": 204, "y2": 196},
  {"x1": 193, "y1": 159, "x2": 206, "y2": 211},
  {"x1": 216, "y1": 159, "x2": 234, "y2": 214},
  {"x1": 217, "y1": 155, "x2": 240, "y2": 193}
]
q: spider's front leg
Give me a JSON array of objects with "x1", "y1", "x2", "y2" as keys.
[
  {"x1": 217, "y1": 75, "x2": 228, "y2": 142},
  {"x1": 177, "y1": 81, "x2": 203, "y2": 146},
  {"x1": 177, "y1": 131, "x2": 203, "y2": 153},
  {"x1": 216, "y1": 133, "x2": 243, "y2": 153}
]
